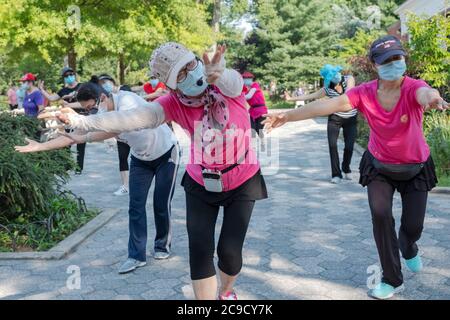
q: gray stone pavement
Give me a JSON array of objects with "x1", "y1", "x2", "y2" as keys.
[{"x1": 0, "y1": 117, "x2": 449, "y2": 300}]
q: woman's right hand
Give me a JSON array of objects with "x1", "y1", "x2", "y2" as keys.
[
  {"x1": 15, "y1": 138, "x2": 42, "y2": 153},
  {"x1": 261, "y1": 112, "x2": 290, "y2": 133}
]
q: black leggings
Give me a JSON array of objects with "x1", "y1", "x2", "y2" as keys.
[
  {"x1": 327, "y1": 114, "x2": 357, "y2": 178},
  {"x1": 117, "y1": 141, "x2": 130, "y2": 172},
  {"x1": 186, "y1": 193, "x2": 255, "y2": 280},
  {"x1": 367, "y1": 179, "x2": 428, "y2": 287}
]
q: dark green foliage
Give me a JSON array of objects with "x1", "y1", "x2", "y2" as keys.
[{"x1": 0, "y1": 113, "x2": 74, "y2": 220}]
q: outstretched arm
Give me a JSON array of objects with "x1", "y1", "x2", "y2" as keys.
[
  {"x1": 59, "y1": 102, "x2": 167, "y2": 133},
  {"x1": 39, "y1": 81, "x2": 61, "y2": 102},
  {"x1": 285, "y1": 88, "x2": 326, "y2": 102},
  {"x1": 263, "y1": 94, "x2": 353, "y2": 132},
  {"x1": 15, "y1": 132, "x2": 118, "y2": 153},
  {"x1": 416, "y1": 87, "x2": 448, "y2": 112}
]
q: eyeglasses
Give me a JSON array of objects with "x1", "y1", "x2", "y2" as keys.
[
  {"x1": 64, "y1": 73, "x2": 75, "y2": 78},
  {"x1": 177, "y1": 58, "x2": 199, "y2": 83},
  {"x1": 381, "y1": 55, "x2": 404, "y2": 65}
]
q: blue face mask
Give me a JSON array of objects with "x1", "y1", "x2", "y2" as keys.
[
  {"x1": 102, "y1": 81, "x2": 114, "y2": 94},
  {"x1": 64, "y1": 75, "x2": 76, "y2": 85},
  {"x1": 377, "y1": 59, "x2": 406, "y2": 81},
  {"x1": 331, "y1": 72, "x2": 342, "y2": 84},
  {"x1": 150, "y1": 79, "x2": 159, "y2": 87},
  {"x1": 21, "y1": 83, "x2": 30, "y2": 91},
  {"x1": 177, "y1": 61, "x2": 208, "y2": 97}
]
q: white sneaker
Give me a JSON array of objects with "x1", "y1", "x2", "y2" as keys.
[
  {"x1": 153, "y1": 251, "x2": 170, "y2": 260},
  {"x1": 343, "y1": 173, "x2": 352, "y2": 180},
  {"x1": 113, "y1": 185, "x2": 129, "y2": 196},
  {"x1": 331, "y1": 177, "x2": 342, "y2": 184},
  {"x1": 118, "y1": 258, "x2": 146, "y2": 274}
]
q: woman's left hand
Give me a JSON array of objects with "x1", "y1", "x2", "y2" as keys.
[
  {"x1": 424, "y1": 89, "x2": 449, "y2": 111},
  {"x1": 203, "y1": 44, "x2": 226, "y2": 84}
]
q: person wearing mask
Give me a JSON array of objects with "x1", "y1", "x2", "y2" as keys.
[
  {"x1": 20, "y1": 73, "x2": 44, "y2": 118},
  {"x1": 7, "y1": 84, "x2": 18, "y2": 110},
  {"x1": 293, "y1": 83, "x2": 305, "y2": 109},
  {"x1": 285, "y1": 65, "x2": 357, "y2": 184},
  {"x1": 16, "y1": 81, "x2": 180, "y2": 272},
  {"x1": 143, "y1": 76, "x2": 168, "y2": 101},
  {"x1": 55, "y1": 43, "x2": 267, "y2": 301},
  {"x1": 263, "y1": 35, "x2": 447, "y2": 300},
  {"x1": 242, "y1": 71, "x2": 268, "y2": 151},
  {"x1": 98, "y1": 74, "x2": 132, "y2": 196}
]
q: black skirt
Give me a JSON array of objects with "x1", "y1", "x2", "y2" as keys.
[
  {"x1": 181, "y1": 169, "x2": 268, "y2": 207},
  {"x1": 359, "y1": 151, "x2": 438, "y2": 193}
]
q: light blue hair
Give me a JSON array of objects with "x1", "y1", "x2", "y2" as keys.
[{"x1": 320, "y1": 64, "x2": 343, "y2": 88}]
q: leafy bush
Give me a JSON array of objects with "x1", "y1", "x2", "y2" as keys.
[
  {"x1": 0, "y1": 112, "x2": 98, "y2": 251},
  {"x1": 424, "y1": 111, "x2": 450, "y2": 185},
  {"x1": 0, "y1": 113, "x2": 74, "y2": 219}
]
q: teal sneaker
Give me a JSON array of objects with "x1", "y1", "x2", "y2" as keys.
[
  {"x1": 405, "y1": 255, "x2": 423, "y2": 273},
  {"x1": 369, "y1": 282, "x2": 404, "y2": 300}
]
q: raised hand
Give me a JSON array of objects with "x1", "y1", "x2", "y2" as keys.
[
  {"x1": 38, "y1": 80, "x2": 45, "y2": 91},
  {"x1": 203, "y1": 44, "x2": 227, "y2": 84},
  {"x1": 15, "y1": 138, "x2": 42, "y2": 153},
  {"x1": 261, "y1": 112, "x2": 289, "y2": 133}
]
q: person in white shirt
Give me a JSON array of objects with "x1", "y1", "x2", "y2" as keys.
[{"x1": 15, "y1": 81, "x2": 180, "y2": 274}]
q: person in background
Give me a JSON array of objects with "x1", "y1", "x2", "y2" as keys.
[
  {"x1": 7, "y1": 84, "x2": 18, "y2": 110},
  {"x1": 293, "y1": 83, "x2": 305, "y2": 109},
  {"x1": 143, "y1": 76, "x2": 168, "y2": 101},
  {"x1": 285, "y1": 65, "x2": 357, "y2": 184},
  {"x1": 16, "y1": 84, "x2": 26, "y2": 109},
  {"x1": 16, "y1": 81, "x2": 180, "y2": 271},
  {"x1": 20, "y1": 73, "x2": 44, "y2": 118},
  {"x1": 269, "y1": 80, "x2": 277, "y2": 98},
  {"x1": 264, "y1": 35, "x2": 447, "y2": 300},
  {"x1": 98, "y1": 74, "x2": 132, "y2": 196},
  {"x1": 242, "y1": 71, "x2": 268, "y2": 150},
  {"x1": 39, "y1": 67, "x2": 86, "y2": 174}
]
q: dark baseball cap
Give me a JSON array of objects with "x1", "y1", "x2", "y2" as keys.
[
  {"x1": 61, "y1": 67, "x2": 75, "y2": 77},
  {"x1": 369, "y1": 35, "x2": 406, "y2": 65}
]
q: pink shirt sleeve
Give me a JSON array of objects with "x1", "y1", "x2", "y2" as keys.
[
  {"x1": 345, "y1": 85, "x2": 363, "y2": 111},
  {"x1": 156, "y1": 94, "x2": 177, "y2": 122}
]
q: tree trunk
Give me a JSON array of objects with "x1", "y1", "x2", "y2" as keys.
[
  {"x1": 119, "y1": 53, "x2": 126, "y2": 85},
  {"x1": 212, "y1": 0, "x2": 221, "y2": 33},
  {"x1": 67, "y1": 33, "x2": 77, "y2": 70}
]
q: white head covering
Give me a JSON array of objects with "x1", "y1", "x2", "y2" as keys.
[{"x1": 149, "y1": 42, "x2": 196, "y2": 90}]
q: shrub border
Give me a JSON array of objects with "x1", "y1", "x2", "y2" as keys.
[{"x1": 0, "y1": 208, "x2": 120, "y2": 260}]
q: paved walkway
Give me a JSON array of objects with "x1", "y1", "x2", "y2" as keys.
[{"x1": 1, "y1": 118, "x2": 449, "y2": 300}]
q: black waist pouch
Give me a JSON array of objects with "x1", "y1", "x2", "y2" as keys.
[{"x1": 370, "y1": 153, "x2": 424, "y2": 181}]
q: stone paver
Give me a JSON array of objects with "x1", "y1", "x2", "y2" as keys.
[{"x1": 1, "y1": 117, "x2": 449, "y2": 300}]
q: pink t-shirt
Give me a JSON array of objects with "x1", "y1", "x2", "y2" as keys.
[
  {"x1": 7, "y1": 88, "x2": 17, "y2": 105},
  {"x1": 346, "y1": 76, "x2": 430, "y2": 164},
  {"x1": 244, "y1": 82, "x2": 268, "y2": 120},
  {"x1": 156, "y1": 91, "x2": 260, "y2": 191}
]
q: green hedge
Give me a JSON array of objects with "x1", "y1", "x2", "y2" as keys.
[{"x1": 0, "y1": 113, "x2": 98, "y2": 251}]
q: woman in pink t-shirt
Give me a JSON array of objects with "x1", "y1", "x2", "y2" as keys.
[
  {"x1": 242, "y1": 71, "x2": 268, "y2": 148},
  {"x1": 60, "y1": 42, "x2": 267, "y2": 300},
  {"x1": 264, "y1": 36, "x2": 447, "y2": 299}
]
